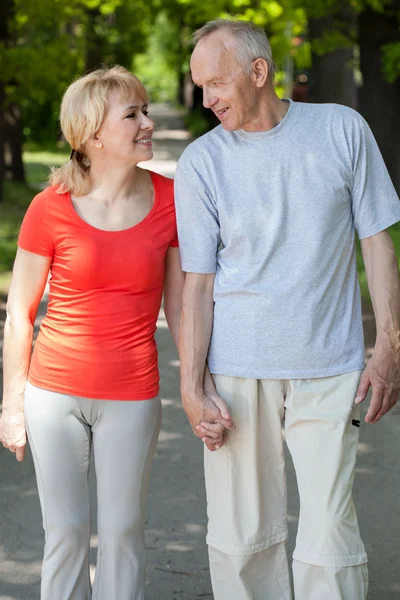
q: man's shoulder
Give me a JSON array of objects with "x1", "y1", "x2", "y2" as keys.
[
  {"x1": 300, "y1": 101, "x2": 365, "y2": 127},
  {"x1": 177, "y1": 125, "x2": 225, "y2": 168}
]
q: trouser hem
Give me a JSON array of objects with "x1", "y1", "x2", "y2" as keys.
[
  {"x1": 293, "y1": 548, "x2": 368, "y2": 568},
  {"x1": 206, "y1": 529, "x2": 288, "y2": 557}
]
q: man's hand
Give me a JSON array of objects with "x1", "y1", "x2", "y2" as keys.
[
  {"x1": 182, "y1": 389, "x2": 235, "y2": 451},
  {"x1": 355, "y1": 344, "x2": 400, "y2": 423},
  {"x1": 0, "y1": 409, "x2": 27, "y2": 461}
]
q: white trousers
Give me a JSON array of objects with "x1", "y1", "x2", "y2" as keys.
[
  {"x1": 205, "y1": 372, "x2": 368, "y2": 600},
  {"x1": 24, "y1": 382, "x2": 161, "y2": 600}
]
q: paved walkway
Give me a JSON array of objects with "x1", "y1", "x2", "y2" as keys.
[{"x1": 1, "y1": 104, "x2": 399, "y2": 599}]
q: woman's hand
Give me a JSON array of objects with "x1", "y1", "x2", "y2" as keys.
[{"x1": 0, "y1": 409, "x2": 27, "y2": 462}]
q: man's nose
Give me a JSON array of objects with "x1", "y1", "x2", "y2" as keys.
[{"x1": 203, "y1": 91, "x2": 218, "y2": 109}]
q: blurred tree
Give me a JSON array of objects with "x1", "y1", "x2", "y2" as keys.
[
  {"x1": 300, "y1": 0, "x2": 400, "y2": 191},
  {"x1": 0, "y1": 0, "x2": 15, "y2": 201},
  {"x1": 0, "y1": 0, "x2": 153, "y2": 186},
  {"x1": 359, "y1": 0, "x2": 400, "y2": 192},
  {"x1": 304, "y1": 0, "x2": 357, "y2": 107},
  {"x1": 0, "y1": 0, "x2": 26, "y2": 185}
]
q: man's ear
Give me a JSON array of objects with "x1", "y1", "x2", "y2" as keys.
[{"x1": 252, "y1": 58, "x2": 269, "y2": 87}]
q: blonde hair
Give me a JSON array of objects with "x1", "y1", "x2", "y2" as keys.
[{"x1": 50, "y1": 66, "x2": 148, "y2": 196}]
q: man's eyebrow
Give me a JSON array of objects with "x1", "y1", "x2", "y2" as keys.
[{"x1": 194, "y1": 79, "x2": 223, "y2": 88}]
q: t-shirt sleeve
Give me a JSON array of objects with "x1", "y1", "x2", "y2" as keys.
[
  {"x1": 174, "y1": 155, "x2": 220, "y2": 273},
  {"x1": 351, "y1": 116, "x2": 400, "y2": 239},
  {"x1": 18, "y1": 189, "x2": 54, "y2": 257}
]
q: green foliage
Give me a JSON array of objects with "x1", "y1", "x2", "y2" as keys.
[
  {"x1": 0, "y1": 0, "x2": 154, "y2": 145},
  {"x1": 0, "y1": 181, "x2": 34, "y2": 273},
  {"x1": 24, "y1": 148, "x2": 70, "y2": 187},
  {"x1": 311, "y1": 28, "x2": 354, "y2": 55},
  {"x1": 184, "y1": 107, "x2": 213, "y2": 136},
  {"x1": 1, "y1": 0, "x2": 400, "y2": 150},
  {"x1": 381, "y1": 42, "x2": 400, "y2": 83},
  {"x1": 134, "y1": 12, "x2": 180, "y2": 102},
  {"x1": 294, "y1": 0, "x2": 340, "y2": 19}
]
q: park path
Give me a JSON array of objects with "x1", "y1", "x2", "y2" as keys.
[{"x1": 1, "y1": 104, "x2": 399, "y2": 600}]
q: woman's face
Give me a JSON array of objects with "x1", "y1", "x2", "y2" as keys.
[{"x1": 94, "y1": 89, "x2": 154, "y2": 165}]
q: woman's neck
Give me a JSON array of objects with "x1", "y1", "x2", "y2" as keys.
[{"x1": 87, "y1": 161, "x2": 143, "y2": 203}]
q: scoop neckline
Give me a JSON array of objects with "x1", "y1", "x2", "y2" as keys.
[{"x1": 67, "y1": 169, "x2": 160, "y2": 234}]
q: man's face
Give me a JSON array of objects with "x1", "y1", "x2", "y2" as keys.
[{"x1": 190, "y1": 31, "x2": 259, "y2": 132}]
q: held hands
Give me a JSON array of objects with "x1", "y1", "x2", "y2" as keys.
[
  {"x1": 0, "y1": 409, "x2": 27, "y2": 461},
  {"x1": 355, "y1": 343, "x2": 400, "y2": 423},
  {"x1": 182, "y1": 388, "x2": 235, "y2": 452}
]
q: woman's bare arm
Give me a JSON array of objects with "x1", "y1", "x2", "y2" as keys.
[{"x1": 1, "y1": 248, "x2": 51, "y2": 461}]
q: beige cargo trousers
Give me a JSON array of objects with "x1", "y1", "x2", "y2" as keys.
[{"x1": 205, "y1": 371, "x2": 368, "y2": 600}]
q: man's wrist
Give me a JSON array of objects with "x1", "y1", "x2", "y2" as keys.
[
  {"x1": 180, "y1": 380, "x2": 204, "y2": 399},
  {"x1": 375, "y1": 329, "x2": 400, "y2": 354}
]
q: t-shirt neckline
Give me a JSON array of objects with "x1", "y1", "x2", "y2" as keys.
[
  {"x1": 67, "y1": 169, "x2": 160, "y2": 234},
  {"x1": 235, "y1": 98, "x2": 299, "y2": 141}
]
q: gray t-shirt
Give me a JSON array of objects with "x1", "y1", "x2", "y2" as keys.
[{"x1": 174, "y1": 100, "x2": 400, "y2": 379}]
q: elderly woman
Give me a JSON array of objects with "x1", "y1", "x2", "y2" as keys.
[{"x1": 1, "y1": 66, "x2": 184, "y2": 600}]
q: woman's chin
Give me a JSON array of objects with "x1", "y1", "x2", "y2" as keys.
[{"x1": 137, "y1": 150, "x2": 154, "y2": 163}]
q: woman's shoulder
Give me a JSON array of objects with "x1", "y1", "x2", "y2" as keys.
[
  {"x1": 147, "y1": 170, "x2": 174, "y2": 194},
  {"x1": 146, "y1": 169, "x2": 175, "y2": 213},
  {"x1": 30, "y1": 184, "x2": 68, "y2": 205},
  {"x1": 22, "y1": 185, "x2": 71, "y2": 231}
]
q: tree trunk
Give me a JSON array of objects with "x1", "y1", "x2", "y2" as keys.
[
  {"x1": 358, "y1": 3, "x2": 400, "y2": 194},
  {"x1": 0, "y1": 85, "x2": 5, "y2": 203},
  {"x1": 0, "y1": 0, "x2": 15, "y2": 201},
  {"x1": 308, "y1": 3, "x2": 357, "y2": 108},
  {"x1": 85, "y1": 8, "x2": 104, "y2": 72},
  {"x1": 4, "y1": 102, "x2": 26, "y2": 183}
]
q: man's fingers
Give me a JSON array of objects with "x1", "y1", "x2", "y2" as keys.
[
  {"x1": 202, "y1": 408, "x2": 234, "y2": 431},
  {"x1": 365, "y1": 386, "x2": 384, "y2": 423},
  {"x1": 215, "y1": 417, "x2": 235, "y2": 430},
  {"x1": 355, "y1": 374, "x2": 370, "y2": 404},
  {"x1": 371, "y1": 390, "x2": 396, "y2": 423},
  {"x1": 212, "y1": 396, "x2": 236, "y2": 428},
  {"x1": 16, "y1": 446, "x2": 25, "y2": 462},
  {"x1": 389, "y1": 390, "x2": 399, "y2": 410}
]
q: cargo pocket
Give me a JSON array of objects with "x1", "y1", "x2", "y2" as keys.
[{"x1": 204, "y1": 443, "x2": 229, "y2": 483}]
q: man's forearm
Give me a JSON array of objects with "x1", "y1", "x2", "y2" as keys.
[
  {"x1": 179, "y1": 274, "x2": 215, "y2": 397},
  {"x1": 361, "y1": 230, "x2": 400, "y2": 350}
]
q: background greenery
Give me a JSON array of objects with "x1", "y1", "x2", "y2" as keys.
[{"x1": 1, "y1": 0, "x2": 400, "y2": 300}]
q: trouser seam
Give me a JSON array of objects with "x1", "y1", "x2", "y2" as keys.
[{"x1": 25, "y1": 397, "x2": 50, "y2": 541}]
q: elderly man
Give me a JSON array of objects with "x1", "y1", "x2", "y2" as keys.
[{"x1": 174, "y1": 18, "x2": 400, "y2": 600}]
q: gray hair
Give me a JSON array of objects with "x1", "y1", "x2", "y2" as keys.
[{"x1": 193, "y1": 19, "x2": 276, "y2": 80}]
